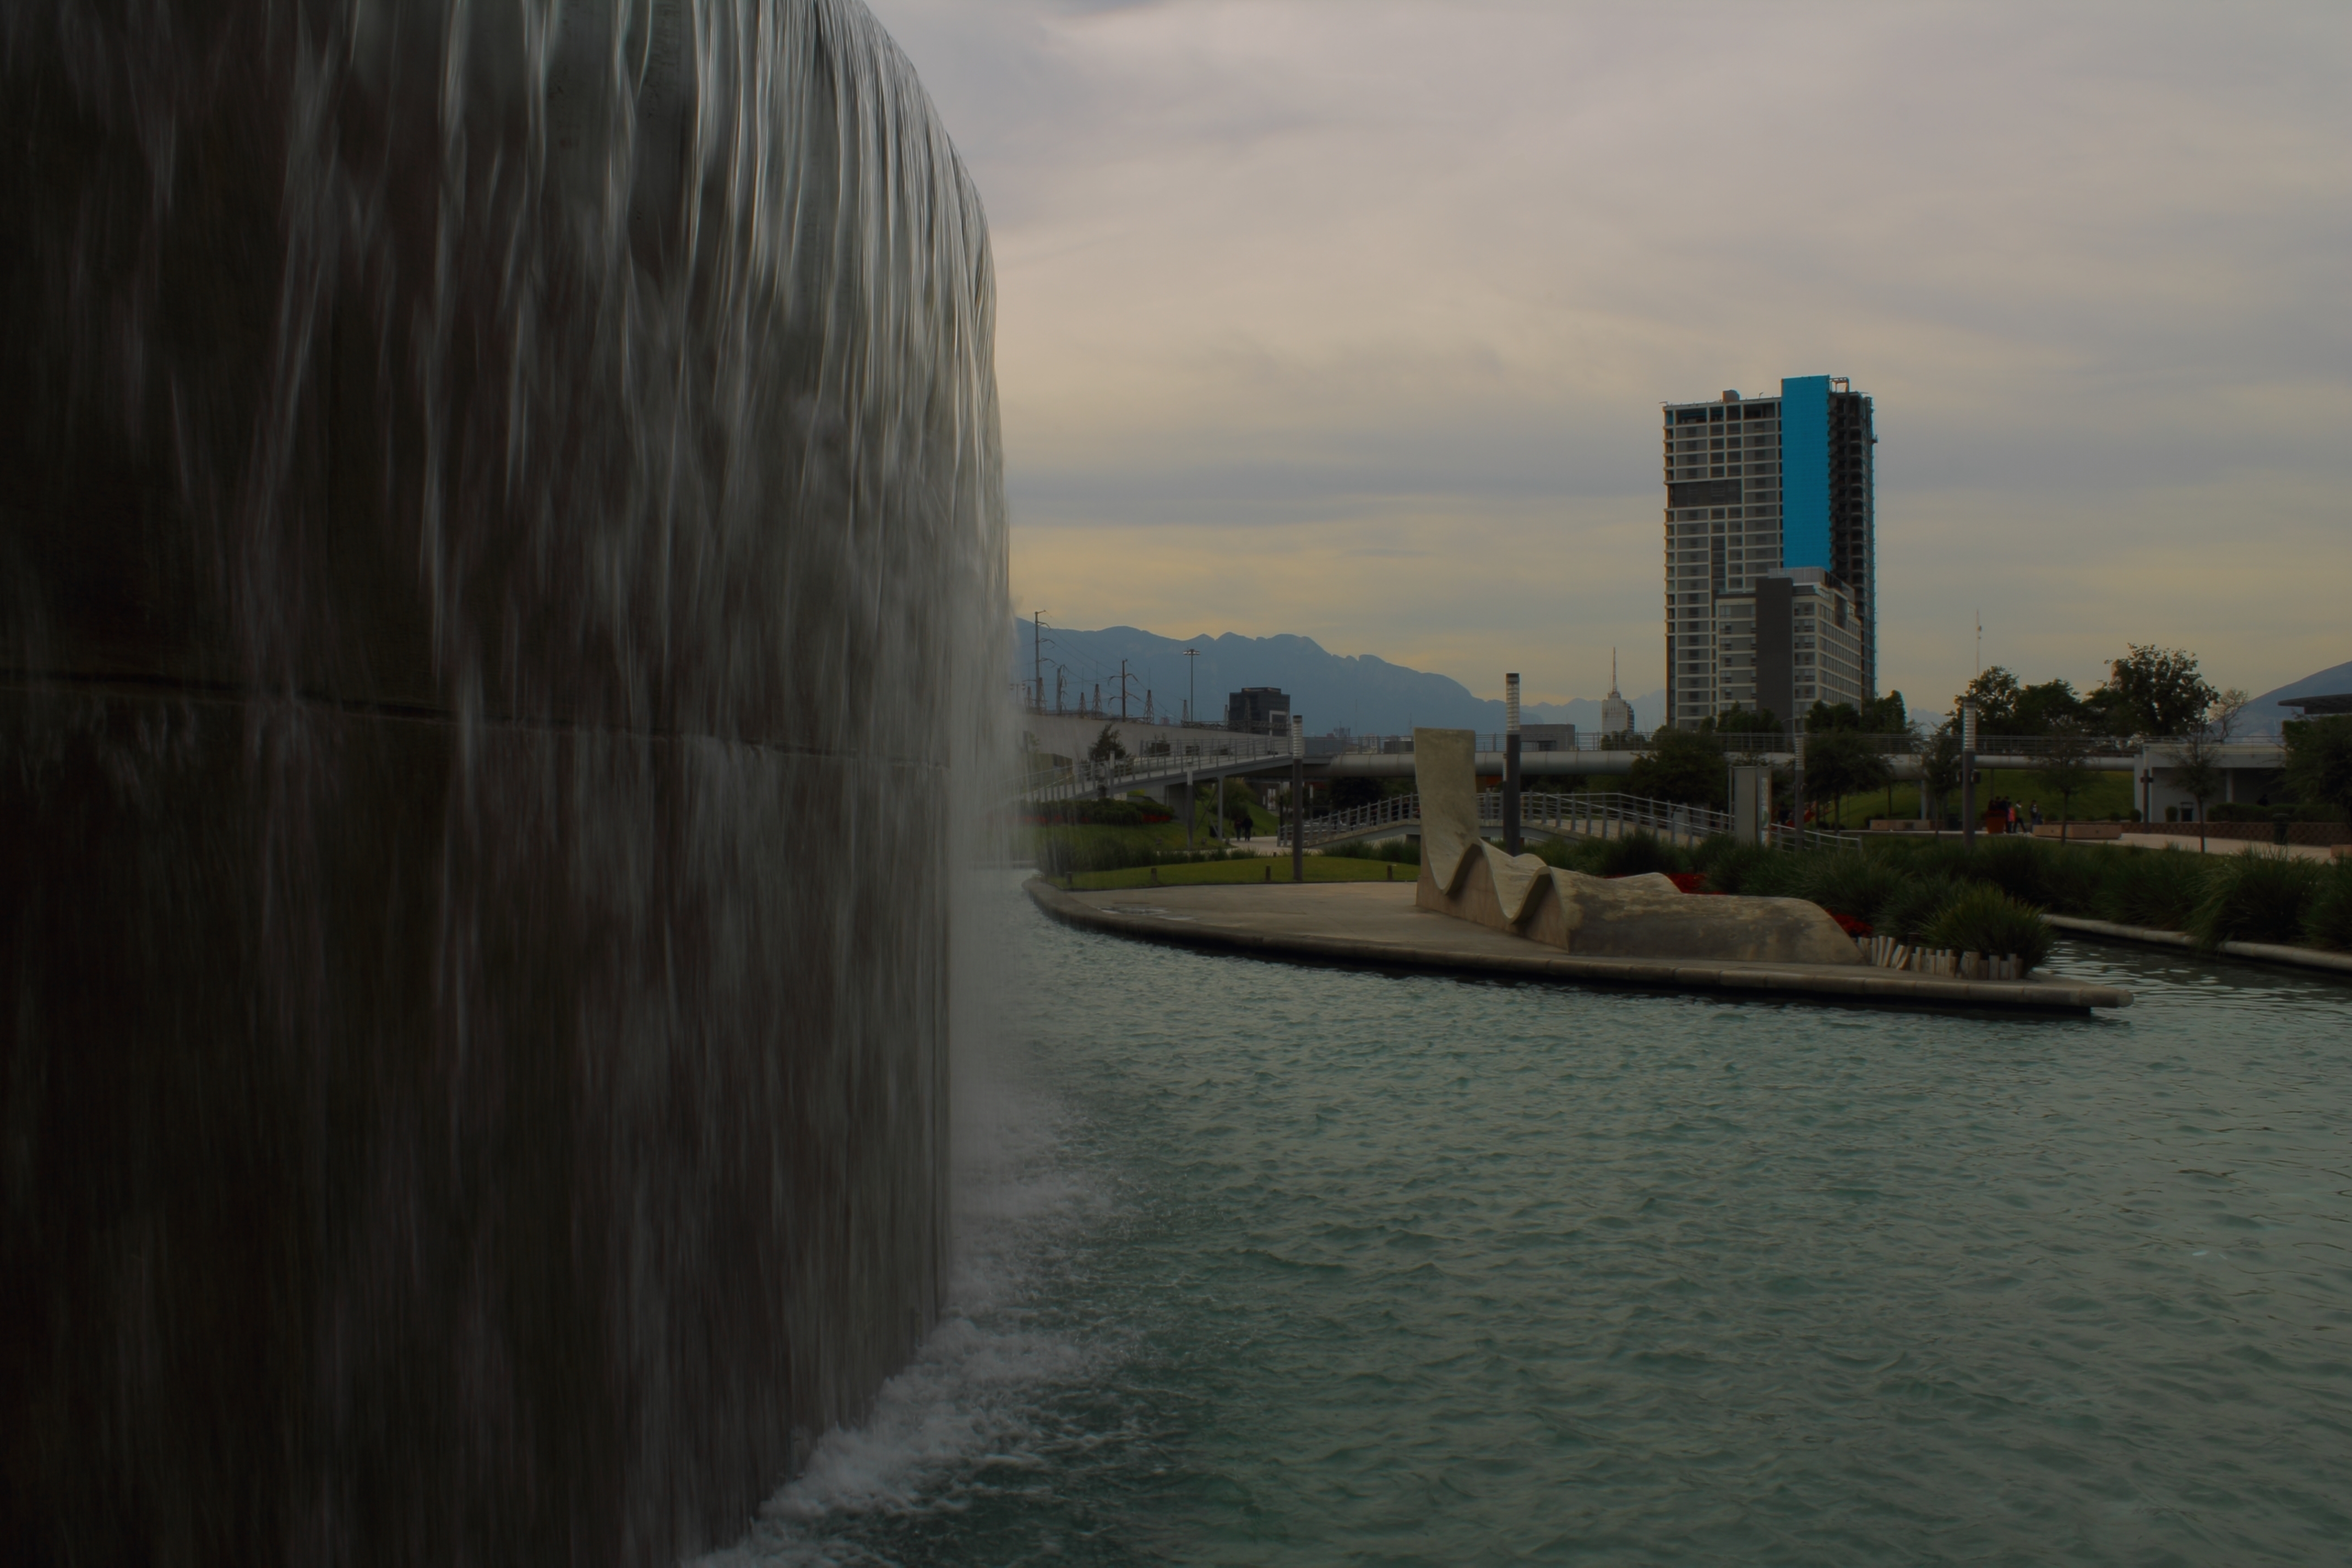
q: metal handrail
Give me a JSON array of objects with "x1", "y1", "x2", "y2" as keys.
[
  {"x1": 1023, "y1": 733, "x2": 1296, "y2": 803},
  {"x1": 1280, "y1": 789, "x2": 1862, "y2": 852}
]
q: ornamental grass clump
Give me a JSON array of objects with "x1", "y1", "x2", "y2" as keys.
[
  {"x1": 1924, "y1": 884, "x2": 2054, "y2": 974},
  {"x1": 1691, "y1": 837, "x2": 1774, "y2": 895},
  {"x1": 2098, "y1": 847, "x2": 2208, "y2": 932},
  {"x1": 1970, "y1": 836, "x2": 2055, "y2": 908},
  {"x1": 1878, "y1": 874, "x2": 1965, "y2": 944},
  {"x1": 2188, "y1": 850, "x2": 2326, "y2": 949},
  {"x1": 2302, "y1": 858, "x2": 2352, "y2": 951}
]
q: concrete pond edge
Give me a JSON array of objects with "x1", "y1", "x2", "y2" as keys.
[
  {"x1": 2043, "y1": 914, "x2": 2352, "y2": 977},
  {"x1": 1026, "y1": 878, "x2": 2133, "y2": 1015}
]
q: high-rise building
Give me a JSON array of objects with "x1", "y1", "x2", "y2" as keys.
[{"x1": 1662, "y1": 376, "x2": 1875, "y2": 729}]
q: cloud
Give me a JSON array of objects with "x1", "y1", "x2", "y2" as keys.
[{"x1": 868, "y1": 0, "x2": 2352, "y2": 704}]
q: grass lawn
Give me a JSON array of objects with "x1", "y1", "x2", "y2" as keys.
[
  {"x1": 1058, "y1": 856, "x2": 1407, "y2": 892},
  {"x1": 1813, "y1": 767, "x2": 2139, "y2": 829}
]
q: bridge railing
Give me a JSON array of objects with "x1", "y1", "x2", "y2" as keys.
[
  {"x1": 1281, "y1": 790, "x2": 1861, "y2": 853},
  {"x1": 1317, "y1": 729, "x2": 2150, "y2": 759},
  {"x1": 1023, "y1": 734, "x2": 1297, "y2": 803}
]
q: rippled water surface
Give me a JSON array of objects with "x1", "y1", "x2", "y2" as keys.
[{"x1": 722, "y1": 877, "x2": 2352, "y2": 1566}]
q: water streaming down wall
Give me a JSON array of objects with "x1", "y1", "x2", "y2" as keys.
[{"x1": 0, "y1": 2, "x2": 1006, "y2": 1561}]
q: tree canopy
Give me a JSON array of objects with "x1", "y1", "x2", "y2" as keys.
[
  {"x1": 2103, "y1": 645, "x2": 2215, "y2": 738},
  {"x1": 1953, "y1": 646, "x2": 2217, "y2": 739},
  {"x1": 1627, "y1": 727, "x2": 1727, "y2": 809}
]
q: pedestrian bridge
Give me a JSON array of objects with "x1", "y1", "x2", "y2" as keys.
[{"x1": 1277, "y1": 790, "x2": 1861, "y2": 854}]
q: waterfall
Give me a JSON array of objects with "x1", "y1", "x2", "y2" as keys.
[{"x1": 0, "y1": 1, "x2": 1006, "y2": 1561}]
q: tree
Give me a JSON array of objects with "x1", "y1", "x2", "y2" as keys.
[
  {"x1": 1802, "y1": 729, "x2": 1892, "y2": 826},
  {"x1": 1860, "y1": 692, "x2": 1908, "y2": 734},
  {"x1": 1219, "y1": 776, "x2": 1260, "y2": 837},
  {"x1": 1087, "y1": 723, "x2": 1128, "y2": 764},
  {"x1": 2170, "y1": 687, "x2": 2251, "y2": 852},
  {"x1": 1329, "y1": 775, "x2": 1383, "y2": 813},
  {"x1": 1805, "y1": 700, "x2": 1863, "y2": 733},
  {"x1": 2012, "y1": 679, "x2": 2088, "y2": 737},
  {"x1": 1959, "y1": 667, "x2": 2024, "y2": 734},
  {"x1": 1712, "y1": 705, "x2": 1783, "y2": 736},
  {"x1": 1626, "y1": 727, "x2": 1728, "y2": 809},
  {"x1": 2101, "y1": 645, "x2": 2215, "y2": 738},
  {"x1": 1920, "y1": 720, "x2": 1962, "y2": 823},
  {"x1": 2283, "y1": 716, "x2": 2352, "y2": 823},
  {"x1": 2034, "y1": 718, "x2": 2099, "y2": 841}
]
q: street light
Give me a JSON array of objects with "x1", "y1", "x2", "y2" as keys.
[
  {"x1": 1290, "y1": 714, "x2": 1306, "y2": 884},
  {"x1": 1504, "y1": 673, "x2": 1523, "y2": 856},
  {"x1": 1961, "y1": 699, "x2": 1979, "y2": 851}
]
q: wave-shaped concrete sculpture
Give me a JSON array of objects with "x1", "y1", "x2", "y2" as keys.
[
  {"x1": 1, "y1": 3, "x2": 1003, "y2": 1563},
  {"x1": 1413, "y1": 729, "x2": 1862, "y2": 964}
]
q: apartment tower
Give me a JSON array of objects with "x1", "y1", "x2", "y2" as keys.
[{"x1": 1662, "y1": 375, "x2": 1876, "y2": 729}]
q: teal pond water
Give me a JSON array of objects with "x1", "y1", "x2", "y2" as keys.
[{"x1": 718, "y1": 876, "x2": 2352, "y2": 1566}]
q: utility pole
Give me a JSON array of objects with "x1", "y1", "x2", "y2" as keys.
[
  {"x1": 1961, "y1": 699, "x2": 1979, "y2": 852},
  {"x1": 1119, "y1": 659, "x2": 1131, "y2": 722},
  {"x1": 1503, "y1": 672, "x2": 1523, "y2": 856},
  {"x1": 1184, "y1": 646, "x2": 1198, "y2": 726},
  {"x1": 1290, "y1": 714, "x2": 1306, "y2": 884},
  {"x1": 1032, "y1": 611, "x2": 1046, "y2": 712}
]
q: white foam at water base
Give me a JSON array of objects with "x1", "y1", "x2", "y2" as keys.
[{"x1": 700, "y1": 1081, "x2": 1112, "y2": 1563}]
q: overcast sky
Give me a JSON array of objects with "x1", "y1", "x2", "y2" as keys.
[{"x1": 866, "y1": 0, "x2": 2350, "y2": 711}]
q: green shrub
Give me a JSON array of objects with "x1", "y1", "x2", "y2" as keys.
[
  {"x1": 1531, "y1": 835, "x2": 1597, "y2": 871},
  {"x1": 1800, "y1": 852, "x2": 1905, "y2": 929},
  {"x1": 2188, "y1": 850, "x2": 2327, "y2": 949},
  {"x1": 1593, "y1": 831, "x2": 1691, "y2": 878},
  {"x1": 1033, "y1": 827, "x2": 1250, "y2": 877},
  {"x1": 2035, "y1": 846, "x2": 2108, "y2": 917},
  {"x1": 1732, "y1": 851, "x2": 1810, "y2": 899},
  {"x1": 2210, "y1": 802, "x2": 2346, "y2": 824},
  {"x1": 1325, "y1": 837, "x2": 1420, "y2": 865},
  {"x1": 2303, "y1": 859, "x2": 2352, "y2": 951},
  {"x1": 1925, "y1": 884, "x2": 2054, "y2": 973},
  {"x1": 1877, "y1": 875, "x2": 1964, "y2": 943},
  {"x1": 1691, "y1": 838, "x2": 1774, "y2": 894},
  {"x1": 1969, "y1": 836, "x2": 2052, "y2": 907},
  {"x1": 2098, "y1": 847, "x2": 2208, "y2": 931}
]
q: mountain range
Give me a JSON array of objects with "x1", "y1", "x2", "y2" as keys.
[{"x1": 1009, "y1": 623, "x2": 1660, "y2": 737}]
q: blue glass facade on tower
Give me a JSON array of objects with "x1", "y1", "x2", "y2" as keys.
[{"x1": 1779, "y1": 374, "x2": 1832, "y2": 571}]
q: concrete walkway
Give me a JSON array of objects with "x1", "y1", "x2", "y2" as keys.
[{"x1": 1027, "y1": 878, "x2": 2133, "y2": 1014}]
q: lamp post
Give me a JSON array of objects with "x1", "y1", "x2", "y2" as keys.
[
  {"x1": 1961, "y1": 699, "x2": 1979, "y2": 851},
  {"x1": 1504, "y1": 672, "x2": 1523, "y2": 856},
  {"x1": 1290, "y1": 714, "x2": 1306, "y2": 884},
  {"x1": 1790, "y1": 713, "x2": 1806, "y2": 851}
]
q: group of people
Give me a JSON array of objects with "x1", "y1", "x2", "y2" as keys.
[{"x1": 1983, "y1": 796, "x2": 2045, "y2": 834}]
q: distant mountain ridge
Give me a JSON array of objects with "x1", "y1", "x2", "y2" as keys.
[{"x1": 1009, "y1": 623, "x2": 1660, "y2": 737}]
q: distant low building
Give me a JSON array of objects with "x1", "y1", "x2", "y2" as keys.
[
  {"x1": 1226, "y1": 687, "x2": 1293, "y2": 736},
  {"x1": 1522, "y1": 723, "x2": 1576, "y2": 753}
]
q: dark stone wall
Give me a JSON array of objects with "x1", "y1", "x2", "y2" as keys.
[{"x1": 0, "y1": 3, "x2": 1003, "y2": 1562}]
